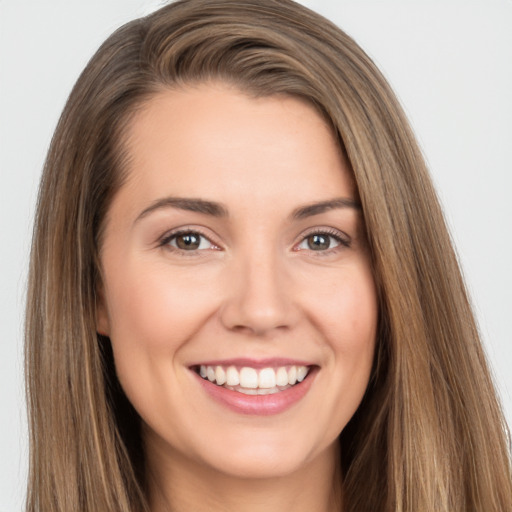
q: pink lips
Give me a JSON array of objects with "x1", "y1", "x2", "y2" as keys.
[{"x1": 191, "y1": 359, "x2": 317, "y2": 416}]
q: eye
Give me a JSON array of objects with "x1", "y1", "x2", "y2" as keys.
[
  {"x1": 295, "y1": 230, "x2": 349, "y2": 252},
  {"x1": 162, "y1": 230, "x2": 216, "y2": 251}
]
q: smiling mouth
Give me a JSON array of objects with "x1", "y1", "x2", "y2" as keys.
[{"x1": 193, "y1": 364, "x2": 312, "y2": 395}]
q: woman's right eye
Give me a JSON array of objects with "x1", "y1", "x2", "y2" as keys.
[{"x1": 162, "y1": 231, "x2": 216, "y2": 252}]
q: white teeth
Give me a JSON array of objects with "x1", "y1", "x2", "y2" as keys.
[
  {"x1": 258, "y1": 367, "x2": 276, "y2": 389},
  {"x1": 198, "y1": 364, "x2": 311, "y2": 391},
  {"x1": 288, "y1": 366, "x2": 297, "y2": 385},
  {"x1": 225, "y1": 385, "x2": 282, "y2": 396},
  {"x1": 240, "y1": 388, "x2": 258, "y2": 395},
  {"x1": 239, "y1": 367, "x2": 258, "y2": 388},
  {"x1": 276, "y1": 367, "x2": 289, "y2": 387},
  {"x1": 226, "y1": 366, "x2": 240, "y2": 386},
  {"x1": 257, "y1": 387, "x2": 280, "y2": 395},
  {"x1": 297, "y1": 366, "x2": 308, "y2": 382},
  {"x1": 215, "y1": 366, "x2": 226, "y2": 385}
]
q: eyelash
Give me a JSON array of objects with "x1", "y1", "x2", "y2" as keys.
[
  {"x1": 158, "y1": 227, "x2": 351, "y2": 256},
  {"x1": 294, "y1": 228, "x2": 351, "y2": 256},
  {"x1": 158, "y1": 228, "x2": 218, "y2": 256}
]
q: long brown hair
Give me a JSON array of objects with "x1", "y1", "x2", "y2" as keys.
[{"x1": 25, "y1": 0, "x2": 512, "y2": 510}]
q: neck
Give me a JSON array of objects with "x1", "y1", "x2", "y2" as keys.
[{"x1": 146, "y1": 438, "x2": 342, "y2": 512}]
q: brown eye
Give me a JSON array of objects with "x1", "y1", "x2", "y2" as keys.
[
  {"x1": 167, "y1": 231, "x2": 213, "y2": 251},
  {"x1": 176, "y1": 233, "x2": 201, "y2": 250},
  {"x1": 306, "y1": 234, "x2": 331, "y2": 251},
  {"x1": 296, "y1": 231, "x2": 347, "y2": 252}
]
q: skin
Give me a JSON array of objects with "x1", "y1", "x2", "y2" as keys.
[{"x1": 97, "y1": 83, "x2": 378, "y2": 512}]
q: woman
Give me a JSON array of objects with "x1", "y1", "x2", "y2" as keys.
[{"x1": 25, "y1": 0, "x2": 512, "y2": 510}]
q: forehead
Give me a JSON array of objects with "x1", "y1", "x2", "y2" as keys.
[{"x1": 115, "y1": 83, "x2": 355, "y2": 218}]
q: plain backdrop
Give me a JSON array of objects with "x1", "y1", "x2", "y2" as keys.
[{"x1": 1, "y1": 0, "x2": 511, "y2": 509}]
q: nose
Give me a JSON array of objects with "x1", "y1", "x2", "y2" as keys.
[{"x1": 219, "y1": 249, "x2": 299, "y2": 337}]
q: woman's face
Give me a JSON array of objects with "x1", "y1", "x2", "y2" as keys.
[{"x1": 97, "y1": 84, "x2": 377, "y2": 480}]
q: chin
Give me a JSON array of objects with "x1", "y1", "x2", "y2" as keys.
[
  {"x1": 208, "y1": 452, "x2": 311, "y2": 480},
  {"x1": 192, "y1": 430, "x2": 334, "y2": 481}
]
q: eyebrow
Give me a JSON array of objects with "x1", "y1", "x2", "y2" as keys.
[
  {"x1": 135, "y1": 195, "x2": 361, "y2": 223},
  {"x1": 135, "y1": 197, "x2": 229, "y2": 222},
  {"x1": 290, "y1": 197, "x2": 361, "y2": 220}
]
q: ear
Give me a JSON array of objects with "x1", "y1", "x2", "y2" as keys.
[{"x1": 95, "y1": 284, "x2": 111, "y2": 336}]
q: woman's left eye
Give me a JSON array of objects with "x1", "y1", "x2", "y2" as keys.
[
  {"x1": 163, "y1": 231, "x2": 214, "y2": 251},
  {"x1": 296, "y1": 231, "x2": 348, "y2": 252}
]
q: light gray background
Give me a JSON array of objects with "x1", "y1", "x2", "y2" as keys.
[{"x1": 1, "y1": 0, "x2": 511, "y2": 509}]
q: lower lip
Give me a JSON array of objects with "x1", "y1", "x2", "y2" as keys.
[{"x1": 193, "y1": 369, "x2": 316, "y2": 416}]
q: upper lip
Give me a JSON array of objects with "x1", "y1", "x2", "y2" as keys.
[{"x1": 189, "y1": 357, "x2": 315, "y2": 369}]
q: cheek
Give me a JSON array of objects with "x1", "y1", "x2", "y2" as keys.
[
  {"x1": 105, "y1": 258, "x2": 219, "y2": 353},
  {"x1": 103, "y1": 258, "x2": 222, "y2": 421},
  {"x1": 335, "y1": 272, "x2": 377, "y2": 412},
  {"x1": 331, "y1": 269, "x2": 378, "y2": 369},
  {"x1": 303, "y1": 261, "x2": 378, "y2": 349},
  {"x1": 344, "y1": 278, "x2": 378, "y2": 349},
  {"x1": 306, "y1": 263, "x2": 377, "y2": 411}
]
